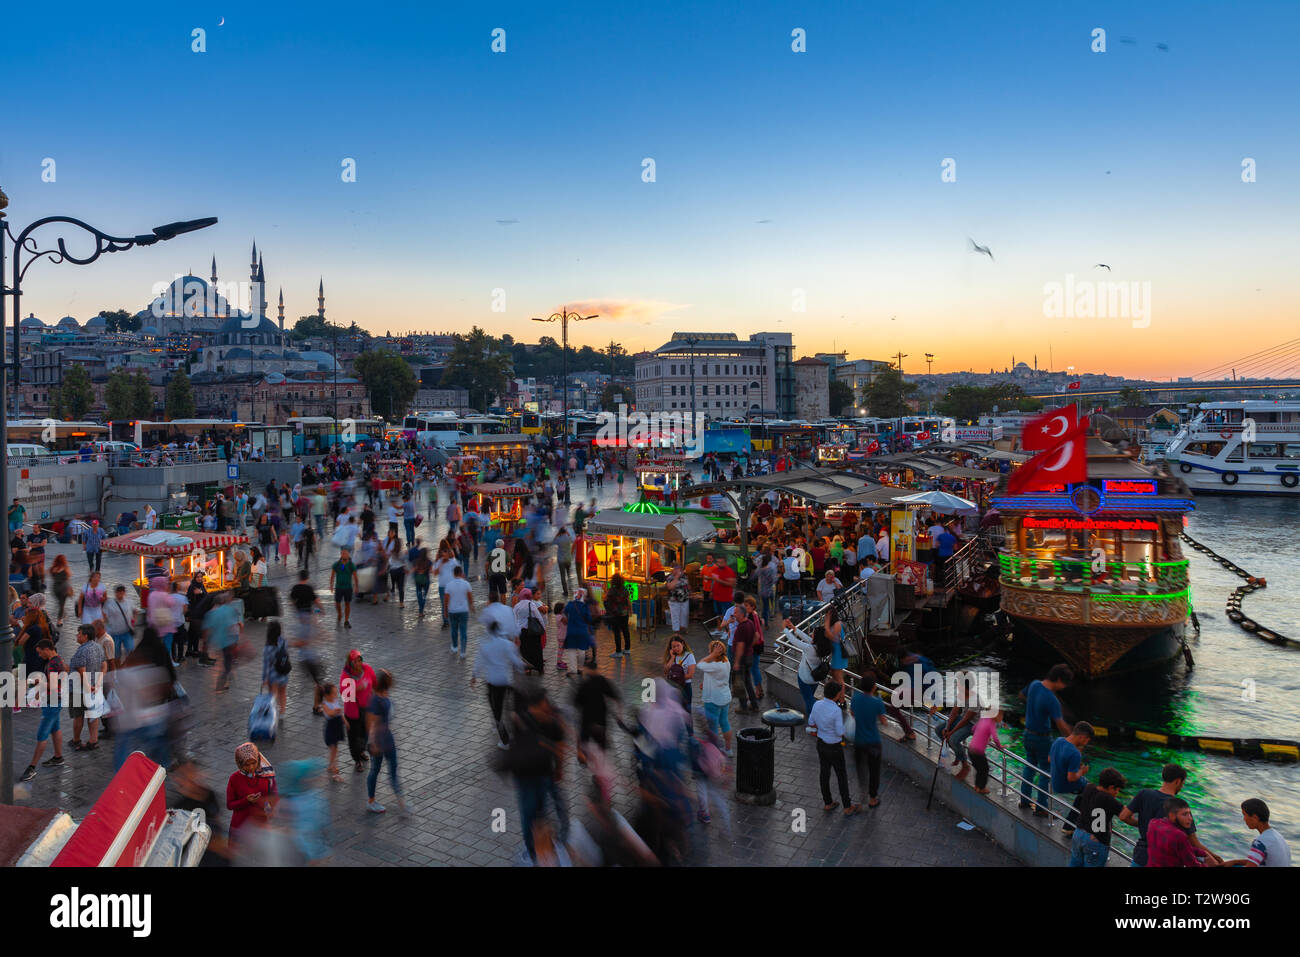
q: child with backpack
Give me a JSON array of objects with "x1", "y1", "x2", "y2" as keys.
[{"x1": 261, "y1": 621, "x2": 291, "y2": 715}]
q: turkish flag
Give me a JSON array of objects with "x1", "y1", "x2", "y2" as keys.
[
  {"x1": 1022, "y1": 406, "x2": 1079, "y2": 451},
  {"x1": 1008, "y1": 419, "x2": 1089, "y2": 493},
  {"x1": 1067, "y1": 381, "x2": 1081, "y2": 390}
]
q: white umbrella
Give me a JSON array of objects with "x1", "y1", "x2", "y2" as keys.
[{"x1": 890, "y1": 490, "x2": 978, "y2": 514}]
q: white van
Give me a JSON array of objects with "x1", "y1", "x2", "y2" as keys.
[
  {"x1": 6, "y1": 444, "x2": 55, "y2": 459},
  {"x1": 416, "y1": 430, "x2": 468, "y2": 449}
]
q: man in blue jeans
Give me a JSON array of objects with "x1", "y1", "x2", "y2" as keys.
[
  {"x1": 1069, "y1": 767, "x2": 1128, "y2": 867},
  {"x1": 1050, "y1": 720, "x2": 1094, "y2": 830},
  {"x1": 1018, "y1": 663, "x2": 1073, "y2": 816}
]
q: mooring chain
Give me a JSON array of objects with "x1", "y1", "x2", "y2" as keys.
[{"x1": 1182, "y1": 532, "x2": 1295, "y2": 648}]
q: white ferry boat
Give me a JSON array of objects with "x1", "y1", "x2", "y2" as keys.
[{"x1": 1163, "y1": 400, "x2": 1300, "y2": 494}]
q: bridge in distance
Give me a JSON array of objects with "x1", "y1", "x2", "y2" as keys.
[{"x1": 1028, "y1": 379, "x2": 1300, "y2": 404}]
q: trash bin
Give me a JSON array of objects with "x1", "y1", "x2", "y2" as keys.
[{"x1": 734, "y1": 726, "x2": 776, "y2": 806}]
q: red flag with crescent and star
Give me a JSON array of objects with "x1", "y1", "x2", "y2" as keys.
[
  {"x1": 1008, "y1": 418, "x2": 1089, "y2": 493},
  {"x1": 1021, "y1": 405, "x2": 1079, "y2": 451}
]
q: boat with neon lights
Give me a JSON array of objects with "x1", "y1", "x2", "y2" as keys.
[
  {"x1": 1163, "y1": 400, "x2": 1300, "y2": 495},
  {"x1": 992, "y1": 438, "x2": 1195, "y2": 678}
]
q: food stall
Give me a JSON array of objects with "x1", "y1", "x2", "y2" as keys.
[
  {"x1": 372, "y1": 458, "x2": 411, "y2": 494},
  {"x1": 815, "y1": 443, "x2": 849, "y2": 465},
  {"x1": 469, "y1": 482, "x2": 532, "y2": 537},
  {"x1": 102, "y1": 528, "x2": 250, "y2": 601},
  {"x1": 582, "y1": 508, "x2": 718, "y2": 599},
  {"x1": 446, "y1": 454, "x2": 482, "y2": 488},
  {"x1": 634, "y1": 462, "x2": 690, "y2": 503}
]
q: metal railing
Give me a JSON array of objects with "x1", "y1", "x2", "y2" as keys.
[
  {"x1": 769, "y1": 590, "x2": 1138, "y2": 865},
  {"x1": 998, "y1": 555, "x2": 1189, "y2": 597}
]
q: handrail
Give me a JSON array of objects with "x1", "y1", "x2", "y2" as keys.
[
  {"x1": 998, "y1": 554, "x2": 1189, "y2": 592},
  {"x1": 770, "y1": 592, "x2": 1138, "y2": 864}
]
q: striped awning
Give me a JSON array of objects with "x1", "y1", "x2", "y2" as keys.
[
  {"x1": 635, "y1": 464, "x2": 689, "y2": 474},
  {"x1": 469, "y1": 483, "x2": 531, "y2": 497},
  {"x1": 103, "y1": 529, "x2": 250, "y2": 556}
]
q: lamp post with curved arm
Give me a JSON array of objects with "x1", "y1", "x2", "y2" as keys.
[
  {"x1": 0, "y1": 188, "x2": 215, "y2": 802},
  {"x1": 531, "y1": 308, "x2": 597, "y2": 460}
]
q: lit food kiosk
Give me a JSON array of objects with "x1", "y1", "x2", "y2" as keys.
[
  {"x1": 469, "y1": 482, "x2": 532, "y2": 536},
  {"x1": 447, "y1": 454, "x2": 482, "y2": 487},
  {"x1": 634, "y1": 462, "x2": 689, "y2": 502},
  {"x1": 582, "y1": 509, "x2": 718, "y2": 595},
  {"x1": 102, "y1": 529, "x2": 251, "y2": 601},
  {"x1": 815, "y1": 443, "x2": 849, "y2": 465}
]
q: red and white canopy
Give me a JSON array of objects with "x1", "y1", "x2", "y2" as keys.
[
  {"x1": 103, "y1": 529, "x2": 250, "y2": 556},
  {"x1": 635, "y1": 463, "x2": 689, "y2": 475},
  {"x1": 469, "y1": 483, "x2": 531, "y2": 497}
]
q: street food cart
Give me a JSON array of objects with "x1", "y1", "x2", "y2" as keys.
[
  {"x1": 634, "y1": 462, "x2": 689, "y2": 502},
  {"x1": 373, "y1": 458, "x2": 411, "y2": 493},
  {"x1": 582, "y1": 509, "x2": 718, "y2": 600},
  {"x1": 102, "y1": 528, "x2": 250, "y2": 601},
  {"x1": 469, "y1": 482, "x2": 532, "y2": 537}
]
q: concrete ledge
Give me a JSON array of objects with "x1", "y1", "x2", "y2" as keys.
[{"x1": 763, "y1": 662, "x2": 1124, "y2": 867}]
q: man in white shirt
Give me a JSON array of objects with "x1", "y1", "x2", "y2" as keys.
[
  {"x1": 809, "y1": 681, "x2": 858, "y2": 814},
  {"x1": 434, "y1": 550, "x2": 461, "y2": 630},
  {"x1": 719, "y1": 596, "x2": 745, "y2": 651},
  {"x1": 102, "y1": 585, "x2": 137, "y2": 662},
  {"x1": 782, "y1": 548, "x2": 802, "y2": 595},
  {"x1": 442, "y1": 565, "x2": 475, "y2": 659}
]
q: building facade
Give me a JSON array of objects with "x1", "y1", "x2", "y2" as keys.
[
  {"x1": 633, "y1": 331, "x2": 795, "y2": 420},
  {"x1": 793, "y1": 356, "x2": 829, "y2": 420}
]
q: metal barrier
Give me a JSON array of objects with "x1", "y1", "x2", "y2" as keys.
[{"x1": 770, "y1": 592, "x2": 1139, "y2": 865}]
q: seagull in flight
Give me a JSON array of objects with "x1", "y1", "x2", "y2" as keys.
[
  {"x1": 1094, "y1": 263, "x2": 1111, "y2": 271},
  {"x1": 496, "y1": 219, "x2": 519, "y2": 225},
  {"x1": 1155, "y1": 42, "x2": 1169, "y2": 52},
  {"x1": 969, "y1": 238, "x2": 994, "y2": 261},
  {"x1": 756, "y1": 219, "x2": 773, "y2": 224}
]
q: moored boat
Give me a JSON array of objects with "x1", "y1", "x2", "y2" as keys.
[{"x1": 992, "y1": 438, "x2": 1194, "y2": 678}]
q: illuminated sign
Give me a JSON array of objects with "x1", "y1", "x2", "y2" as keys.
[
  {"x1": 1103, "y1": 479, "x2": 1158, "y2": 495},
  {"x1": 1023, "y1": 517, "x2": 1158, "y2": 532}
]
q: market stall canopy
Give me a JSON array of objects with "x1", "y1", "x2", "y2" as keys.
[
  {"x1": 983, "y1": 449, "x2": 1031, "y2": 462},
  {"x1": 833, "y1": 484, "x2": 913, "y2": 507},
  {"x1": 586, "y1": 509, "x2": 718, "y2": 545},
  {"x1": 103, "y1": 529, "x2": 250, "y2": 556},
  {"x1": 469, "y1": 482, "x2": 531, "y2": 497},
  {"x1": 891, "y1": 490, "x2": 979, "y2": 514},
  {"x1": 634, "y1": 464, "x2": 690, "y2": 474},
  {"x1": 928, "y1": 464, "x2": 1002, "y2": 481}
]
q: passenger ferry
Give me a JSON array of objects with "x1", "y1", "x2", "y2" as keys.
[
  {"x1": 1163, "y1": 400, "x2": 1300, "y2": 495},
  {"x1": 992, "y1": 438, "x2": 1195, "y2": 678}
]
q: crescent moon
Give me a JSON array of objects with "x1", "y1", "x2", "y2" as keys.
[
  {"x1": 1042, "y1": 440, "x2": 1075, "y2": 472},
  {"x1": 1044, "y1": 414, "x2": 1069, "y2": 438}
]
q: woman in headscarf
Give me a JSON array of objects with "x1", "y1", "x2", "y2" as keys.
[
  {"x1": 513, "y1": 587, "x2": 549, "y2": 675},
  {"x1": 226, "y1": 741, "x2": 278, "y2": 850}
]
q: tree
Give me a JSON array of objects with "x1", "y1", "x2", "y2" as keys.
[
  {"x1": 130, "y1": 371, "x2": 155, "y2": 417},
  {"x1": 57, "y1": 364, "x2": 95, "y2": 419},
  {"x1": 863, "y1": 368, "x2": 918, "y2": 418},
  {"x1": 105, "y1": 369, "x2": 133, "y2": 420},
  {"x1": 1117, "y1": 387, "x2": 1149, "y2": 407},
  {"x1": 828, "y1": 379, "x2": 854, "y2": 416},
  {"x1": 289, "y1": 314, "x2": 332, "y2": 340},
  {"x1": 100, "y1": 308, "x2": 137, "y2": 334},
  {"x1": 165, "y1": 367, "x2": 196, "y2": 419},
  {"x1": 598, "y1": 382, "x2": 627, "y2": 411},
  {"x1": 441, "y1": 327, "x2": 513, "y2": 412},
  {"x1": 354, "y1": 348, "x2": 419, "y2": 421}
]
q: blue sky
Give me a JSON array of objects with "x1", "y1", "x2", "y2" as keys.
[{"x1": 4, "y1": 0, "x2": 1297, "y2": 377}]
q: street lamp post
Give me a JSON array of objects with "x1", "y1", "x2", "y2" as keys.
[
  {"x1": 0, "y1": 190, "x2": 214, "y2": 803},
  {"x1": 531, "y1": 308, "x2": 597, "y2": 462},
  {"x1": 682, "y1": 335, "x2": 699, "y2": 454},
  {"x1": 924, "y1": 352, "x2": 935, "y2": 412}
]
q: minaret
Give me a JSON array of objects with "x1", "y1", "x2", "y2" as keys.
[
  {"x1": 278, "y1": 287, "x2": 286, "y2": 357},
  {"x1": 210, "y1": 255, "x2": 218, "y2": 284},
  {"x1": 256, "y1": 255, "x2": 267, "y2": 319},
  {"x1": 317, "y1": 278, "x2": 326, "y2": 320},
  {"x1": 250, "y1": 241, "x2": 258, "y2": 283}
]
